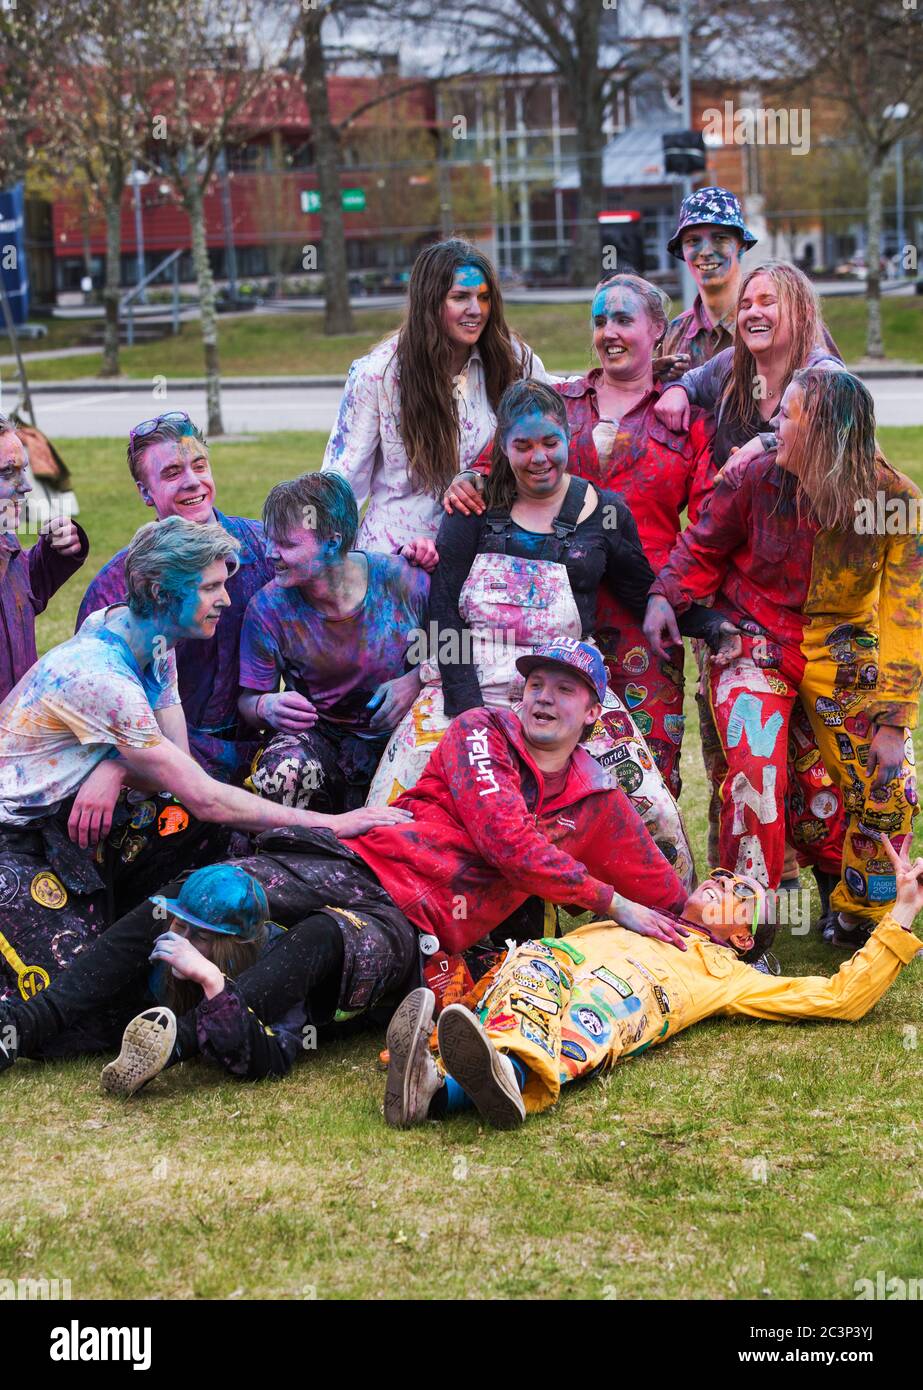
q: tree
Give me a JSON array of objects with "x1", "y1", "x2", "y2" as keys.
[
  {"x1": 138, "y1": 0, "x2": 293, "y2": 433},
  {"x1": 704, "y1": 0, "x2": 923, "y2": 358},
  {"x1": 388, "y1": 0, "x2": 693, "y2": 286},
  {"x1": 294, "y1": 1, "x2": 434, "y2": 334}
]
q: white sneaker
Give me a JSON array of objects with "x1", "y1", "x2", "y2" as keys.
[
  {"x1": 437, "y1": 1004, "x2": 526, "y2": 1130},
  {"x1": 384, "y1": 988, "x2": 442, "y2": 1127},
  {"x1": 101, "y1": 1008, "x2": 177, "y2": 1097}
]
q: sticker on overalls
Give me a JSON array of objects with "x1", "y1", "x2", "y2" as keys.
[
  {"x1": 614, "y1": 760, "x2": 643, "y2": 794},
  {"x1": 30, "y1": 872, "x2": 67, "y2": 910},
  {"x1": 868, "y1": 874, "x2": 897, "y2": 902},
  {"x1": 592, "y1": 967, "x2": 633, "y2": 998},
  {"x1": 810, "y1": 790, "x2": 839, "y2": 820},
  {"x1": 622, "y1": 645, "x2": 649, "y2": 675},
  {"x1": 844, "y1": 867, "x2": 866, "y2": 897},
  {"x1": 0, "y1": 867, "x2": 20, "y2": 907},
  {"x1": 158, "y1": 806, "x2": 190, "y2": 837},
  {"x1": 121, "y1": 835, "x2": 145, "y2": 864},
  {"x1": 129, "y1": 800, "x2": 157, "y2": 830}
]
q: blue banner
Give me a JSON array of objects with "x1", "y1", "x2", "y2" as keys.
[{"x1": 0, "y1": 183, "x2": 29, "y2": 326}]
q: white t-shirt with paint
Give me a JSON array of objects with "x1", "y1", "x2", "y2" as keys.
[{"x1": 0, "y1": 608, "x2": 180, "y2": 826}]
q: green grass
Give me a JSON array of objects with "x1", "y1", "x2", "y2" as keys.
[
  {"x1": 4, "y1": 428, "x2": 923, "y2": 1300},
  {"x1": 17, "y1": 295, "x2": 923, "y2": 382}
]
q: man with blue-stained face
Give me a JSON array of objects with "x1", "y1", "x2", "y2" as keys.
[{"x1": 656, "y1": 186, "x2": 757, "y2": 380}]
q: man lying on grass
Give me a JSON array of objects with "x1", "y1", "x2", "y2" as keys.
[
  {"x1": 0, "y1": 641, "x2": 691, "y2": 1083},
  {"x1": 384, "y1": 835, "x2": 923, "y2": 1130},
  {"x1": 0, "y1": 517, "x2": 407, "y2": 1005}
]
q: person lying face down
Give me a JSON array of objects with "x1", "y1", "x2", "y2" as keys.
[{"x1": 385, "y1": 835, "x2": 923, "y2": 1130}]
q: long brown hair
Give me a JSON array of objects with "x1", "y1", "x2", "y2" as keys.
[
  {"x1": 484, "y1": 380, "x2": 570, "y2": 512},
  {"x1": 721, "y1": 261, "x2": 828, "y2": 435},
  {"x1": 160, "y1": 927, "x2": 265, "y2": 1016},
  {"x1": 784, "y1": 366, "x2": 893, "y2": 530},
  {"x1": 394, "y1": 239, "x2": 530, "y2": 498}
]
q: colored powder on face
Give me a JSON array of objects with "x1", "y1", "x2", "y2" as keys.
[
  {"x1": 453, "y1": 262, "x2": 488, "y2": 291},
  {"x1": 504, "y1": 409, "x2": 568, "y2": 454},
  {"x1": 591, "y1": 286, "x2": 642, "y2": 324}
]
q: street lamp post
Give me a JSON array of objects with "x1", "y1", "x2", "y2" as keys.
[{"x1": 678, "y1": 0, "x2": 696, "y2": 310}]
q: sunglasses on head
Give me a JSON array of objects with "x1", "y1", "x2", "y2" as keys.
[
  {"x1": 709, "y1": 867, "x2": 761, "y2": 933},
  {"x1": 129, "y1": 411, "x2": 194, "y2": 457}
]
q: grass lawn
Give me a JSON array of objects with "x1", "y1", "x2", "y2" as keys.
[
  {"x1": 3, "y1": 429, "x2": 922, "y2": 1301},
  {"x1": 18, "y1": 294, "x2": 923, "y2": 382}
]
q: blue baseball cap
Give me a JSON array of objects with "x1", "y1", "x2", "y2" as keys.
[
  {"x1": 153, "y1": 864, "x2": 269, "y2": 941},
  {"x1": 667, "y1": 186, "x2": 758, "y2": 261},
  {"x1": 516, "y1": 640, "x2": 607, "y2": 703}
]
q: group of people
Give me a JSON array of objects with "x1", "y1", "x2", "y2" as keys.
[{"x1": 0, "y1": 185, "x2": 921, "y2": 1132}]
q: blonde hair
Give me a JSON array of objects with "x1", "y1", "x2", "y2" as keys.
[{"x1": 722, "y1": 261, "x2": 828, "y2": 434}]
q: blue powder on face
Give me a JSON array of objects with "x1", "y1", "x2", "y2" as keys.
[{"x1": 453, "y1": 262, "x2": 488, "y2": 290}]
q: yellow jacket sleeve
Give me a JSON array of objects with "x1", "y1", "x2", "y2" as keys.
[
  {"x1": 867, "y1": 473, "x2": 923, "y2": 730},
  {"x1": 720, "y1": 915, "x2": 920, "y2": 1022}
]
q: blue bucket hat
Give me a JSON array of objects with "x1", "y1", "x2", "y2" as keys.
[
  {"x1": 667, "y1": 186, "x2": 758, "y2": 261},
  {"x1": 516, "y1": 639, "x2": 607, "y2": 703},
  {"x1": 154, "y1": 864, "x2": 269, "y2": 940}
]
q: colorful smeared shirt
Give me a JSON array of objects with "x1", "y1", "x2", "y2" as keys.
[
  {"x1": 76, "y1": 510, "x2": 274, "y2": 779},
  {"x1": 0, "y1": 524, "x2": 90, "y2": 703},
  {"x1": 239, "y1": 552, "x2": 430, "y2": 734},
  {"x1": 321, "y1": 334, "x2": 549, "y2": 553},
  {"x1": 0, "y1": 606, "x2": 179, "y2": 825},
  {"x1": 651, "y1": 453, "x2": 923, "y2": 729}
]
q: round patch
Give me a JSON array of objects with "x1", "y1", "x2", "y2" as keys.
[
  {"x1": 0, "y1": 866, "x2": 21, "y2": 908},
  {"x1": 572, "y1": 1006, "x2": 606, "y2": 1038},
  {"x1": 158, "y1": 806, "x2": 190, "y2": 837},
  {"x1": 810, "y1": 790, "x2": 838, "y2": 820},
  {"x1": 844, "y1": 866, "x2": 866, "y2": 897},
  {"x1": 621, "y1": 645, "x2": 649, "y2": 675},
  {"x1": 30, "y1": 872, "x2": 67, "y2": 910},
  {"x1": 632, "y1": 710, "x2": 653, "y2": 738},
  {"x1": 18, "y1": 964, "x2": 51, "y2": 999},
  {"x1": 615, "y1": 759, "x2": 643, "y2": 795},
  {"x1": 129, "y1": 799, "x2": 157, "y2": 830}
]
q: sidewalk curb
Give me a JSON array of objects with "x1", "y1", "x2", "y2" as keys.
[{"x1": 20, "y1": 364, "x2": 923, "y2": 394}]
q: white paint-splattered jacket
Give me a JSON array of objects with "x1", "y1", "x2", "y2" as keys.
[{"x1": 321, "y1": 334, "x2": 548, "y2": 553}]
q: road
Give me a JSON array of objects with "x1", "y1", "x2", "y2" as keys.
[{"x1": 22, "y1": 376, "x2": 923, "y2": 438}]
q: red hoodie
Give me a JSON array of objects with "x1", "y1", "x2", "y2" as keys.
[{"x1": 351, "y1": 707, "x2": 687, "y2": 952}]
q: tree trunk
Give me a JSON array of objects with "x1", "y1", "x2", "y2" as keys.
[
  {"x1": 865, "y1": 152, "x2": 885, "y2": 359},
  {"x1": 188, "y1": 181, "x2": 223, "y2": 435},
  {"x1": 570, "y1": 5, "x2": 604, "y2": 288},
  {"x1": 572, "y1": 102, "x2": 605, "y2": 287},
  {"x1": 301, "y1": 11, "x2": 354, "y2": 335},
  {"x1": 100, "y1": 174, "x2": 123, "y2": 377}
]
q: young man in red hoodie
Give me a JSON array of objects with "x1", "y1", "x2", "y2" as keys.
[{"x1": 0, "y1": 641, "x2": 690, "y2": 1084}]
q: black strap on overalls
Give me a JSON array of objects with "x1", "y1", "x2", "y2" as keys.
[{"x1": 480, "y1": 475, "x2": 589, "y2": 563}]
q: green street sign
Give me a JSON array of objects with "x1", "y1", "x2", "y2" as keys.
[{"x1": 300, "y1": 188, "x2": 366, "y2": 213}]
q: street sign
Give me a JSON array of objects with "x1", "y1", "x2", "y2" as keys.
[{"x1": 301, "y1": 188, "x2": 366, "y2": 213}]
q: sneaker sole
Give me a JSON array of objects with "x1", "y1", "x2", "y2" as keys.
[
  {"x1": 101, "y1": 1008, "x2": 177, "y2": 1098},
  {"x1": 384, "y1": 988, "x2": 436, "y2": 1128},
  {"x1": 437, "y1": 1005, "x2": 525, "y2": 1131}
]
